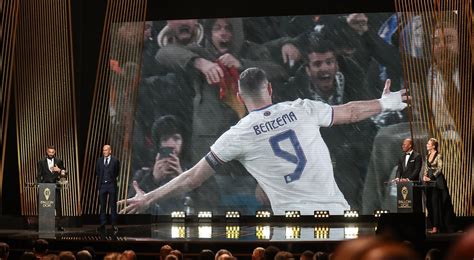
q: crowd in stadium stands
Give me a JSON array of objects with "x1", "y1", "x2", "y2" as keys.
[{"x1": 1, "y1": 225, "x2": 473, "y2": 259}]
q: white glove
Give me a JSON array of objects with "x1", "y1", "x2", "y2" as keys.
[{"x1": 378, "y1": 79, "x2": 408, "y2": 112}]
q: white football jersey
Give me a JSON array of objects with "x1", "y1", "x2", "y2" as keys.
[{"x1": 210, "y1": 99, "x2": 349, "y2": 215}]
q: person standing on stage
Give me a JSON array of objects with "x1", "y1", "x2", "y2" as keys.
[
  {"x1": 422, "y1": 138, "x2": 455, "y2": 233},
  {"x1": 96, "y1": 144, "x2": 120, "y2": 232},
  {"x1": 37, "y1": 145, "x2": 66, "y2": 231},
  {"x1": 394, "y1": 138, "x2": 422, "y2": 182}
]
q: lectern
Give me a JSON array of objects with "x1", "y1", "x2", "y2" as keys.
[
  {"x1": 395, "y1": 181, "x2": 422, "y2": 213},
  {"x1": 38, "y1": 183, "x2": 57, "y2": 232}
]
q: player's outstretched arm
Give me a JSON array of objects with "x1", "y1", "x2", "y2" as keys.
[
  {"x1": 332, "y1": 79, "x2": 408, "y2": 125},
  {"x1": 117, "y1": 158, "x2": 215, "y2": 214}
]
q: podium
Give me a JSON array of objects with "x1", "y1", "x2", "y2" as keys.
[
  {"x1": 37, "y1": 183, "x2": 57, "y2": 232},
  {"x1": 395, "y1": 181, "x2": 422, "y2": 213},
  {"x1": 385, "y1": 181, "x2": 432, "y2": 213}
]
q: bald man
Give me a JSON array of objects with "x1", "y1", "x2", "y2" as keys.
[
  {"x1": 96, "y1": 144, "x2": 121, "y2": 232},
  {"x1": 395, "y1": 138, "x2": 422, "y2": 182}
]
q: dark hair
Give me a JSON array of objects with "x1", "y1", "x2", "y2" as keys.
[
  {"x1": 151, "y1": 115, "x2": 184, "y2": 150},
  {"x1": 47, "y1": 145, "x2": 56, "y2": 150},
  {"x1": 305, "y1": 39, "x2": 336, "y2": 59},
  {"x1": 0, "y1": 242, "x2": 9, "y2": 258},
  {"x1": 300, "y1": 250, "x2": 314, "y2": 259},
  {"x1": 264, "y1": 245, "x2": 280, "y2": 260},
  {"x1": 313, "y1": 251, "x2": 329, "y2": 260},
  {"x1": 238, "y1": 67, "x2": 268, "y2": 96},
  {"x1": 199, "y1": 249, "x2": 215, "y2": 260},
  {"x1": 34, "y1": 239, "x2": 49, "y2": 253}
]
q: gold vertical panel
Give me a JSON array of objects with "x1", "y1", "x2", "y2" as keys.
[
  {"x1": 1, "y1": 0, "x2": 20, "y2": 212},
  {"x1": 81, "y1": 0, "x2": 147, "y2": 214},
  {"x1": 396, "y1": 0, "x2": 473, "y2": 216},
  {"x1": 14, "y1": 0, "x2": 80, "y2": 216}
]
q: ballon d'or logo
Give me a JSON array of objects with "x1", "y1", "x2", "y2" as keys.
[
  {"x1": 401, "y1": 186, "x2": 408, "y2": 200},
  {"x1": 44, "y1": 188, "x2": 51, "y2": 201}
]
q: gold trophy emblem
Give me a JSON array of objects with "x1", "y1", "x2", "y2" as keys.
[
  {"x1": 401, "y1": 186, "x2": 408, "y2": 200},
  {"x1": 44, "y1": 188, "x2": 51, "y2": 200}
]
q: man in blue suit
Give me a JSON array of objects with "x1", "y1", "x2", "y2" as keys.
[{"x1": 96, "y1": 144, "x2": 120, "y2": 232}]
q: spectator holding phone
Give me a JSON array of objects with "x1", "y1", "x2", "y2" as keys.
[{"x1": 129, "y1": 115, "x2": 219, "y2": 214}]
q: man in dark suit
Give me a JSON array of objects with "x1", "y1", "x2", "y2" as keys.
[
  {"x1": 395, "y1": 138, "x2": 422, "y2": 182},
  {"x1": 96, "y1": 144, "x2": 120, "y2": 233},
  {"x1": 37, "y1": 145, "x2": 66, "y2": 231}
]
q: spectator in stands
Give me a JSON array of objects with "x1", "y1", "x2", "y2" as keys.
[
  {"x1": 252, "y1": 247, "x2": 265, "y2": 260},
  {"x1": 76, "y1": 250, "x2": 92, "y2": 260},
  {"x1": 199, "y1": 249, "x2": 215, "y2": 260},
  {"x1": 0, "y1": 242, "x2": 9, "y2": 260},
  {"x1": 275, "y1": 39, "x2": 377, "y2": 210},
  {"x1": 300, "y1": 250, "x2": 314, "y2": 260}
]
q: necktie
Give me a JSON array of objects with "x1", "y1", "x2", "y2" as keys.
[{"x1": 105, "y1": 157, "x2": 109, "y2": 166}]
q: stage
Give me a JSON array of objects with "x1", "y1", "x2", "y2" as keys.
[{"x1": 0, "y1": 215, "x2": 468, "y2": 259}]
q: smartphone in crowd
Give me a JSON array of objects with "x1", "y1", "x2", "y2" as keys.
[{"x1": 158, "y1": 147, "x2": 174, "y2": 160}]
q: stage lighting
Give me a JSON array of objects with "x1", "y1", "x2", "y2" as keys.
[
  {"x1": 255, "y1": 225, "x2": 271, "y2": 239},
  {"x1": 198, "y1": 224, "x2": 212, "y2": 238},
  {"x1": 344, "y1": 226, "x2": 359, "y2": 239},
  {"x1": 285, "y1": 226, "x2": 301, "y2": 239},
  {"x1": 374, "y1": 210, "x2": 389, "y2": 218},
  {"x1": 225, "y1": 225, "x2": 240, "y2": 239},
  {"x1": 171, "y1": 224, "x2": 186, "y2": 239},
  {"x1": 171, "y1": 211, "x2": 186, "y2": 219},
  {"x1": 314, "y1": 210, "x2": 330, "y2": 218},
  {"x1": 256, "y1": 210, "x2": 271, "y2": 218},
  {"x1": 225, "y1": 211, "x2": 240, "y2": 219},
  {"x1": 285, "y1": 210, "x2": 301, "y2": 218},
  {"x1": 343, "y1": 210, "x2": 359, "y2": 218},
  {"x1": 314, "y1": 226, "x2": 330, "y2": 239},
  {"x1": 197, "y1": 211, "x2": 213, "y2": 219}
]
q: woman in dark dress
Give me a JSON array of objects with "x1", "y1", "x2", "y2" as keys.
[{"x1": 422, "y1": 138, "x2": 456, "y2": 233}]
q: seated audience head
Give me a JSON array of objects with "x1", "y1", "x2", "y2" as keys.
[
  {"x1": 264, "y1": 245, "x2": 280, "y2": 260},
  {"x1": 170, "y1": 250, "x2": 182, "y2": 260},
  {"x1": 58, "y1": 251, "x2": 75, "y2": 260},
  {"x1": 199, "y1": 249, "x2": 215, "y2": 260},
  {"x1": 76, "y1": 250, "x2": 92, "y2": 260},
  {"x1": 274, "y1": 251, "x2": 294, "y2": 260},
  {"x1": 121, "y1": 250, "x2": 137, "y2": 260},
  {"x1": 300, "y1": 250, "x2": 314, "y2": 260},
  {"x1": 252, "y1": 247, "x2": 265, "y2": 260},
  {"x1": 425, "y1": 248, "x2": 442, "y2": 260},
  {"x1": 313, "y1": 251, "x2": 329, "y2": 260},
  {"x1": 215, "y1": 249, "x2": 232, "y2": 260},
  {"x1": 446, "y1": 225, "x2": 474, "y2": 260},
  {"x1": 33, "y1": 239, "x2": 49, "y2": 256},
  {"x1": 160, "y1": 245, "x2": 173, "y2": 260},
  {"x1": 0, "y1": 242, "x2": 9, "y2": 259}
]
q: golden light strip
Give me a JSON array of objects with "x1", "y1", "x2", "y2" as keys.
[
  {"x1": 0, "y1": 0, "x2": 20, "y2": 212},
  {"x1": 81, "y1": 0, "x2": 147, "y2": 214},
  {"x1": 395, "y1": 0, "x2": 473, "y2": 215},
  {"x1": 14, "y1": 0, "x2": 80, "y2": 216}
]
